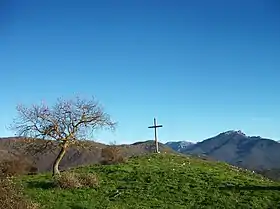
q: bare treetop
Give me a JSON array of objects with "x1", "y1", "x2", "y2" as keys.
[
  {"x1": 10, "y1": 96, "x2": 117, "y2": 176},
  {"x1": 12, "y1": 97, "x2": 116, "y2": 143}
]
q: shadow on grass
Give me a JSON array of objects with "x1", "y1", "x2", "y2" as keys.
[
  {"x1": 219, "y1": 185, "x2": 280, "y2": 191},
  {"x1": 26, "y1": 180, "x2": 56, "y2": 189},
  {"x1": 70, "y1": 205, "x2": 91, "y2": 209}
]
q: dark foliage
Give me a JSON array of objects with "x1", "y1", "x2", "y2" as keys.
[
  {"x1": 101, "y1": 146, "x2": 126, "y2": 165},
  {"x1": 0, "y1": 158, "x2": 38, "y2": 177}
]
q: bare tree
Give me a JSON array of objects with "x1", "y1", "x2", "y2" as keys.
[{"x1": 10, "y1": 96, "x2": 116, "y2": 176}]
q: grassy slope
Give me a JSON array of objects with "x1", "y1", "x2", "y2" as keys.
[{"x1": 20, "y1": 154, "x2": 280, "y2": 209}]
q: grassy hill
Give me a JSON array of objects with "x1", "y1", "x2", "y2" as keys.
[{"x1": 19, "y1": 153, "x2": 280, "y2": 209}]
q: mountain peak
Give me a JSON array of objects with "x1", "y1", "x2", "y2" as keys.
[{"x1": 221, "y1": 130, "x2": 247, "y2": 137}]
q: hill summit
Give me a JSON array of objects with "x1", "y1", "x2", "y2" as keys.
[
  {"x1": 219, "y1": 130, "x2": 247, "y2": 137},
  {"x1": 21, "y1": 153, "x2": 280, "y2": 208}
]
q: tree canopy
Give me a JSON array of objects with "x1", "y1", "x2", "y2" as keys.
[{"x1": 10, "y1": 96, "x2": 116, "y2": 175}]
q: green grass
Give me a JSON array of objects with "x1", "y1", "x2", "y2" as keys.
[{"x1": 20, "y1": 153, "x2": 280, "y2": 209}]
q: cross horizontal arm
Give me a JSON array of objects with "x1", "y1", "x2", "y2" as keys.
[{"x1": 148, "y1": 125, "x2": 163, "y2": 128}]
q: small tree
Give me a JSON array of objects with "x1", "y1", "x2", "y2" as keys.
[{"x1": 10, "y1": 96, "x2": 116, "y2": 176}]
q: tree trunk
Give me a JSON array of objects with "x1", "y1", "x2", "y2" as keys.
[{"x1": 52, "y1": 143, "x2": 67, "y2": 176}]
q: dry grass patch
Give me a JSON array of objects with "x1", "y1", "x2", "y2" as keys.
[
  {"x1": 54, "y1": 172, "x2": 82, "y2": 189},
  {"x1": 0, "y1": 175, "x2": 39, "y2": 209},
  {"x1": 79, "y1": 172, "x2": 99, "y2": 188},
  {"x1": 54, "y1": 171, "x2": 99, "y2": 189}
]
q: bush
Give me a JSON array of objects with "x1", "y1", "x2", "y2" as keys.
[
  {"x1": 54, "y1": 172, "x2": 82, "y2": 189},
  {"x1": 0, "y1": 158, "x2": 38, "y2": 177},
  {"x1": 27, "y1": 166, "x2": 38, "y2": 175},
  {"x1": 79, "y1": 173, "x2": 99, "y2": 188},
  {"x1": 0, "y1": 175, "x2": 39, "y2": 209},
  {"x1": 101, "y1": 146, "x2": 126, "y2": 165},
  {"x1": 54, "y1": 171, "x2": 99, "y2": 189}
]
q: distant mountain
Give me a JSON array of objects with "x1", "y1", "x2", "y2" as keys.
[
  {"x1": 181, "y1": 130, "x2": 280, "y2": 171},
  {"x1": 165, "y1": 141, "x2": 195, "y2": 152}
]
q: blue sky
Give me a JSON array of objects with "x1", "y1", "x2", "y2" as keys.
[{"x1": 1, "y1": 0, "x2": 280, "y2": 144}]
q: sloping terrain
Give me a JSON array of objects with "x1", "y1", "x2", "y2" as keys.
[
  {"x1": 0, "y1": 137, "x2": 175, "y2": 172},
  {"x1": 178, "y1": 130, "x2": 280, "y2": 170},
  {"x1": 20, "y1": 153, "x2": 280, "y2": 209},
  {"x1": 257, "y1": 168, "x2": 280, "y2": 181}
]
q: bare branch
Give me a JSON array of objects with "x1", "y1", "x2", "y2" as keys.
[{"x1": 9, "y1": 96, "x2": 116, "y2": 175}]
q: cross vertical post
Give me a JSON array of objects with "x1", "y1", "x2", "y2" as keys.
[{"x1": 148, "y1": 118, "x2": 163, "y2": 153}]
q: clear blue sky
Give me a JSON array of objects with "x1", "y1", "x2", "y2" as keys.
[{"x1": 1, "y1": 0, "x2": 280, "y2": 144}]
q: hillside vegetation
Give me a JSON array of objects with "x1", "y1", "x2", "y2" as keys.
[
  {"x1": 20, "y1": 153, "x2": 280, "y2": 209},
  {"x1": 0, "y1": 138, "x2": 174, "y2": 173}
]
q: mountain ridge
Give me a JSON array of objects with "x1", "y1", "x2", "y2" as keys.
[
  {"x1": 174, "y1": 130, "x2": 280, "y2": 171},
  {"x1": 2, "y1": 129, "x2": 280, "y2": 173}
]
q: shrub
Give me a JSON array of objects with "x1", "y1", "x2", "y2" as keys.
[
  {"x1": 54, "y1": 171, "x2": 99, "y2": 189},
  {"x1": 0, "y1": 158, "x2": 38, "y2": 177},
  {"x1": 0, "y1": 175, "x2": 39, "y2": 209},
  {"x1": 78, "y1": 173, "x2": 99, "y2": 188},
  {"x1": 101, "y1": 146, "x2": 126, "y2": 165},
  {"x1": 54, "y1": 172, "x2": 82, "y2": 189},
  {"x1": 27, "y1": 166, "x2": 38, "y2": 175}
]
